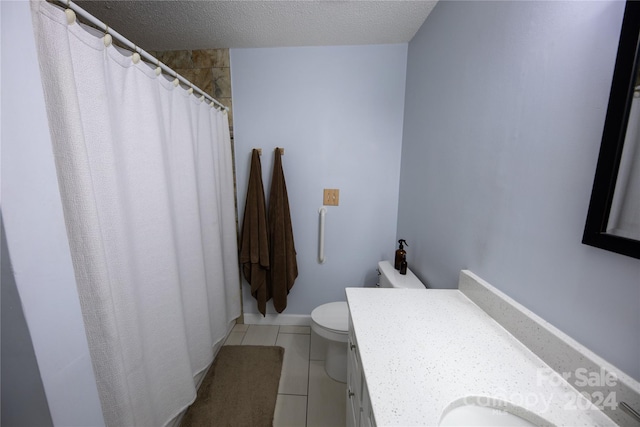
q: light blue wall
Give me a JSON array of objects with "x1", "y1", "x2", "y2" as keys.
[
  {"x1": 1, "y1": 216, "x2": 54, "y2": 427},
  {"x1": 231, "y1": 44, "x2": 408, "y2": 315},
  {"x1": 398, "y1": 0, "x2": 640, "y2": 380}
]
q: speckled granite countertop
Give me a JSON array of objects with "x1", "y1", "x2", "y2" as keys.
[{"x1": 345, "y1": 287, "x2": 616, "y2": 426}]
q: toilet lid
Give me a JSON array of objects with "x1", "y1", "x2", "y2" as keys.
[{"x1": 311, "y1": 301, "x2": 348, "y2": 333}]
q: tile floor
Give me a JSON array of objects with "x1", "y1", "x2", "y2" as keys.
[{"x1": 223, "y1": 324, "x2": 347, "y2": 427}]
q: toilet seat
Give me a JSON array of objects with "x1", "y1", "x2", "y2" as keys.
[{"x1": 311, "y1": 301, "x2": 349, "y2": 342}]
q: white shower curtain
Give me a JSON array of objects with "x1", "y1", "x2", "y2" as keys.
[{"x1": 30, "y1": 1, "x2": 241, "y2": 426}]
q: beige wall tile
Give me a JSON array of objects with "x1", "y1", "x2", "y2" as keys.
[
  {"x1": 174, "y1": 68, "x2": 195, "y2": 84},
  {"x1": 212, "y1": 67, "x2": 231, "y2": 98},
  {"x1": 157, "y1": 50, "x2": 193, "y2": 69},
  {"x1": 174, "y1": 68, "x2": 214, "y2": 97},
  {"x1": 192, "y1": 68, "x2": 214, "y2": 96},
  {"x1": 212, "y1": 48, "x2": 230, "y2": 68},
  {"x1": 191, "y1": 49, "x2": 214, "y2": 68},
  {"x1": 153, "y1": 49, "x2": 231, "y2": 106}
]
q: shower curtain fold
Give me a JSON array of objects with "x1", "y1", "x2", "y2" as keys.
[{"x1": 30, "y1": 1, "x2": 241, "y2": 425}]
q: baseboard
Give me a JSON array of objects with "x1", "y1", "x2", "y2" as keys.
[{"x1": 243, "y1": 313, "x2": 311, "y2": 326}]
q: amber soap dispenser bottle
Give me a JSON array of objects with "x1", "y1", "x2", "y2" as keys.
[
  {"x1": 394, "y1": 239, "x2": 408, "y2": 270},
  {"x1": 399, "y1": 255, "x2": 408, "y2": 275}
]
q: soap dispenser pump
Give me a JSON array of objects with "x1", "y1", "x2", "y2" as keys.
[{"x1": 394, "y1": 239, "x2": 408, "y2": 270}]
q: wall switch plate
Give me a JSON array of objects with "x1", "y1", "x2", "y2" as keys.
[{"x1": 323, "y1": 189, "x2": 339, "y2": 206}]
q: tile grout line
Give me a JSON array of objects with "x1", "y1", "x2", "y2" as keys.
[{"x1": 276, "y1": 325, "x2": 312, "y2": 426}]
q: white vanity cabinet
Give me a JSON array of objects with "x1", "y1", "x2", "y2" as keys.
[{"x1": 347, "y1": 315, "x2": 376, "y2": 427}]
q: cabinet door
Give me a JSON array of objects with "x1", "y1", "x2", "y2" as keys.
[
  {"x1": 347, "y1": 316, "x2": 362, "y2": 427},
  {"x1": 346, "y1": 366, "x2": 359, "y2": 427},
  {"x1": 360, "y1": 378, "x2": 376, "y2": 427},
  {"x1": 347, "y1": 318, "x2": 362, "y2": 398},
  {"x1": 348, "y1": 313, "x2": 377, "y2": 427}
]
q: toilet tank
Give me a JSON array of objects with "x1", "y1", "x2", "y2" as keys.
[{"x1": 377, "y1": 260, "x2": 426, "y2": 289}]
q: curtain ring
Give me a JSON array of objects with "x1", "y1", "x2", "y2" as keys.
[
  {"x1": 65, "y1": 7, "x2": 76, "y2": 25},
  {"x1": 103, "y1": 26, "x2": 112, "y2": 47},
  {"x1": 132, "y1": 46, "x2": 141, "y2": 64}
]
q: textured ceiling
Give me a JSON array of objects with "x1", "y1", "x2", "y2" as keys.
[{"x1": 75, "y1": 1, "x2": 438, "y2": 51}]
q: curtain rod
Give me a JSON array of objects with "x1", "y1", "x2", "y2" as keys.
[{"x1": 48, "y1": 0, "x2": 229, "y2": 112}]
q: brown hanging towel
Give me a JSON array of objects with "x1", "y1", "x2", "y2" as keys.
[
  {"x1": 268, "y1": 147, "x2": 298, "y2": 313},
  {"x1": 240, "y1": 149, "x2": 270, "y2": 316}
]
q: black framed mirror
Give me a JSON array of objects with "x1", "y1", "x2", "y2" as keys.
[{"x1": 583, "y1": 0, "x2": 640, "y2": 259}]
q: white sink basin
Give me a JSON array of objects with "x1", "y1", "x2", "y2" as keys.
[
  {"x1": 439, "y1": 397, "x2": 550, "y2": 427},
  {"x1": 440, "y1": 404, "x2": 537, "y2": 426}
]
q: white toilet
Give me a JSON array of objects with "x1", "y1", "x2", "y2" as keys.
[{"x1": 310, "y1": 260, "x2": 426, "y2": 382}]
